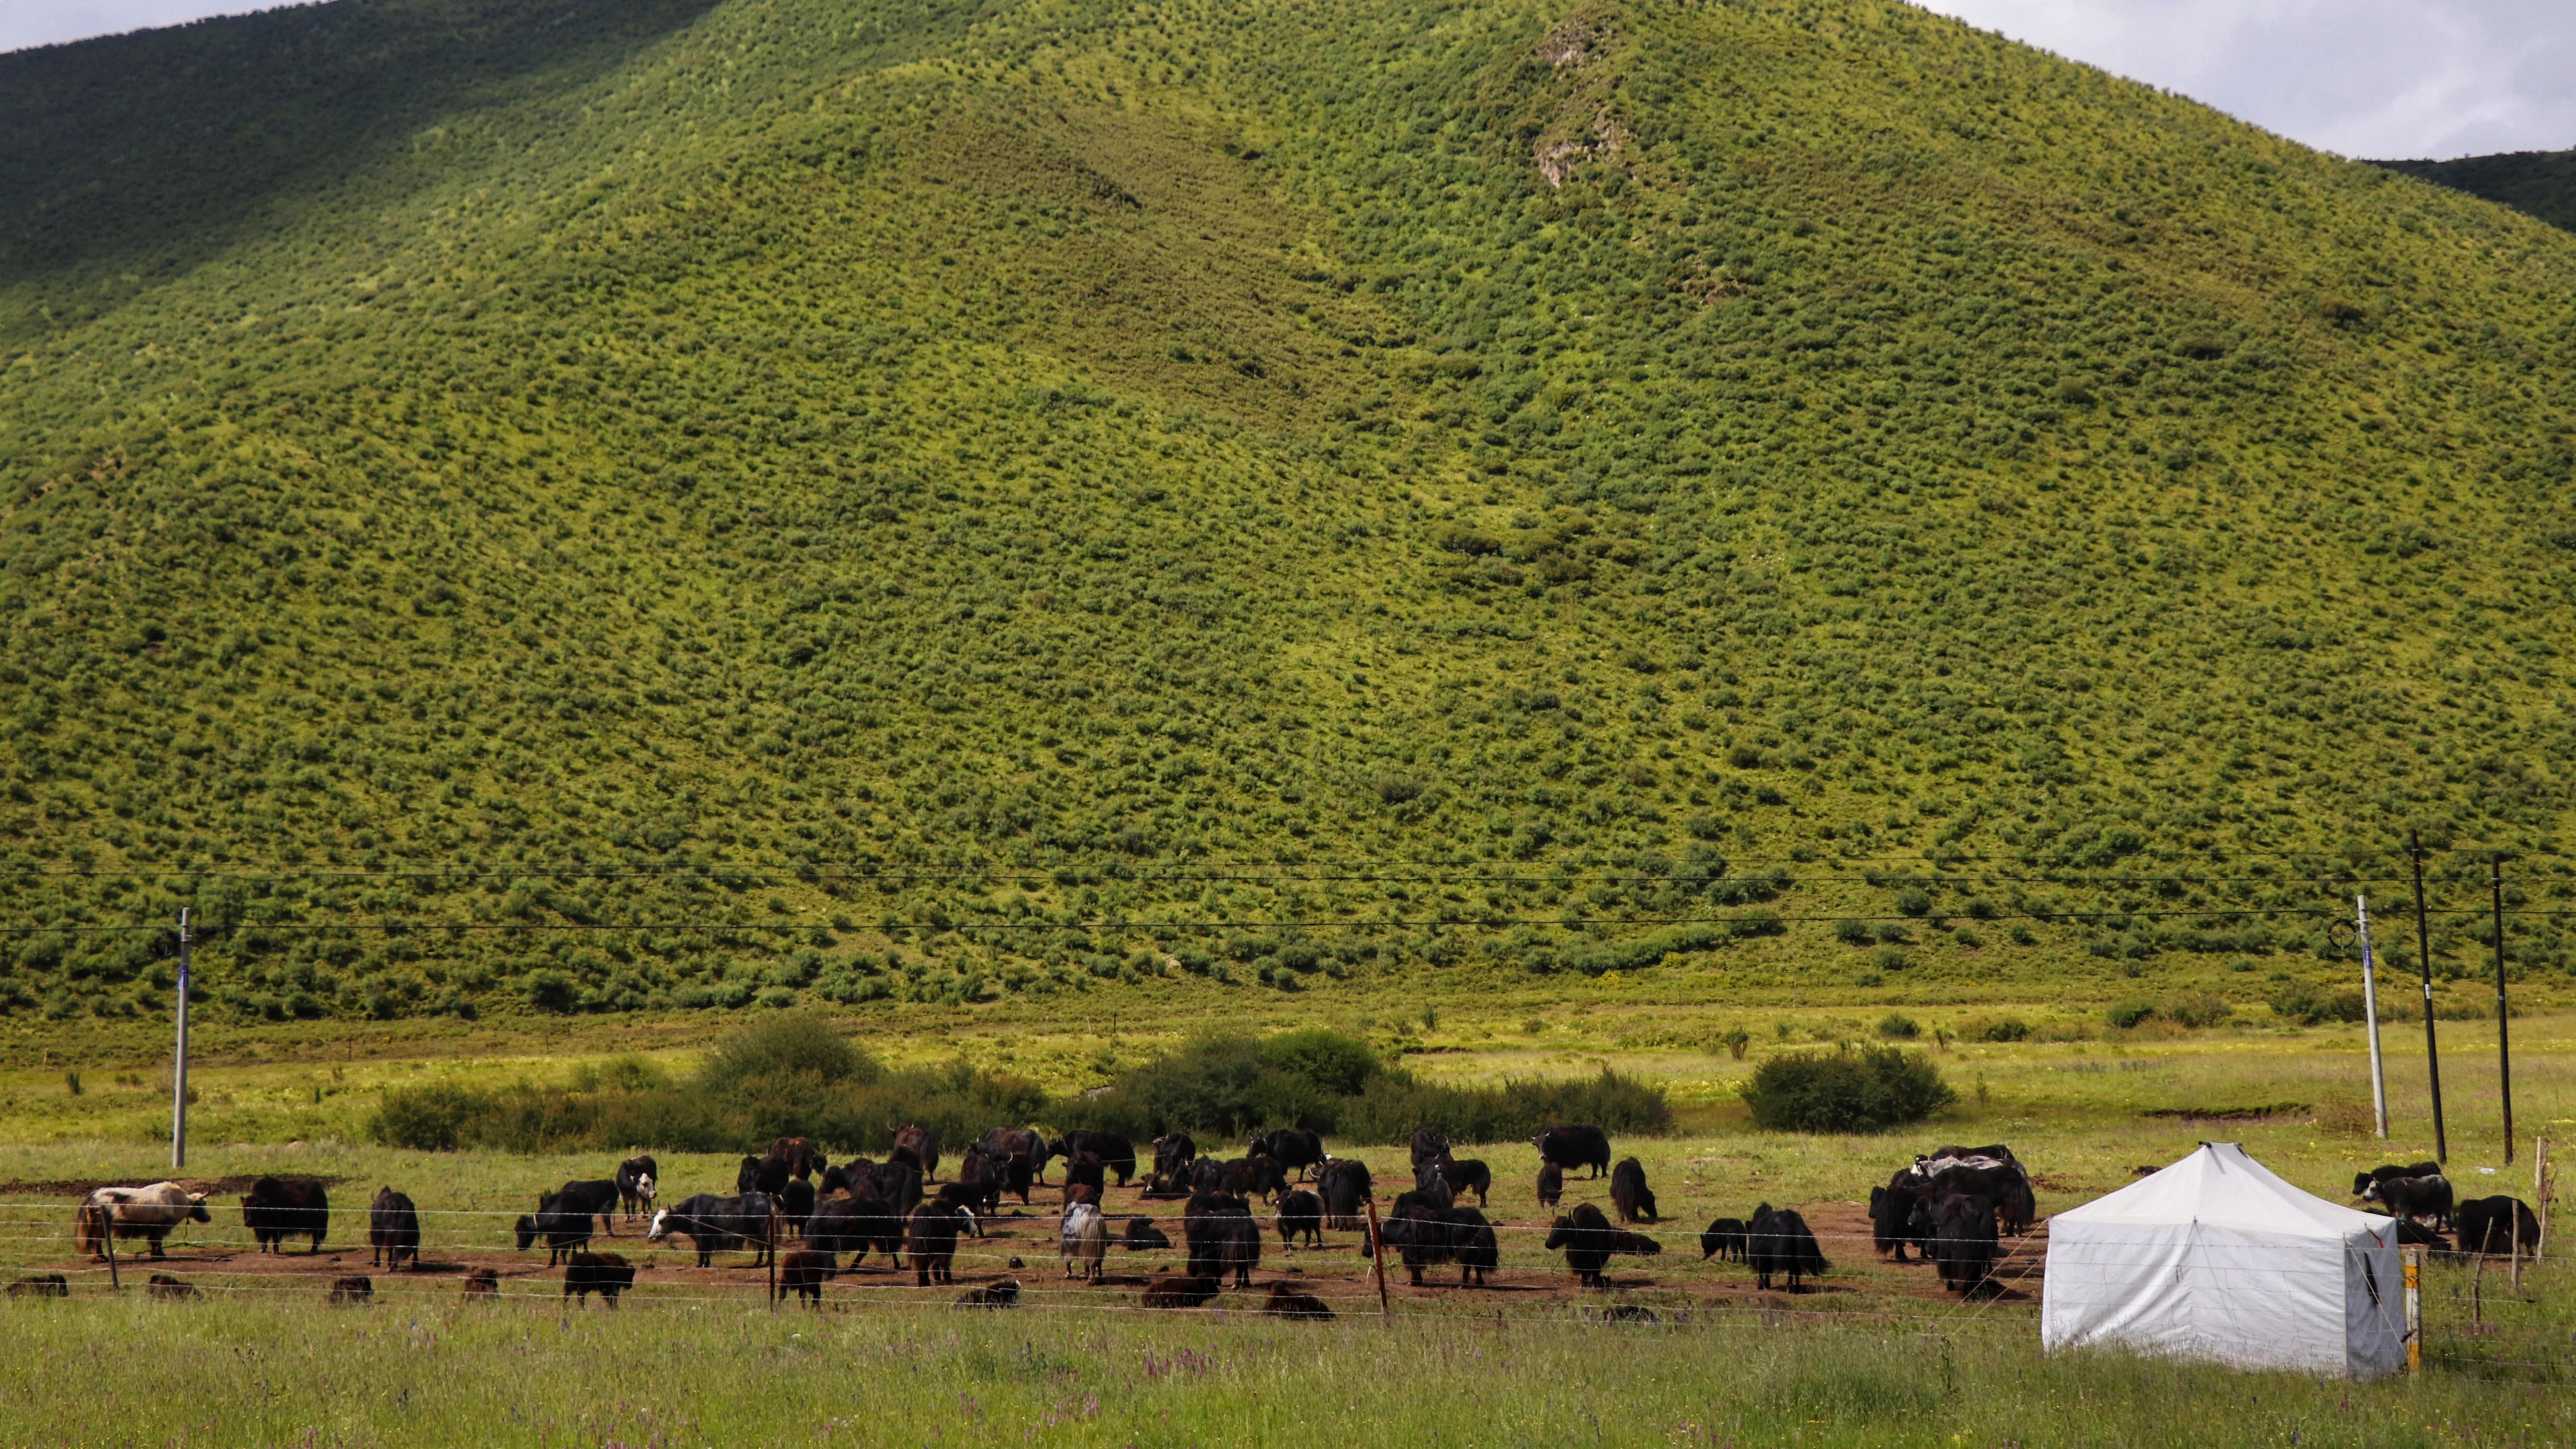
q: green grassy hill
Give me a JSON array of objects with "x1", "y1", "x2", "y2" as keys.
[
  {"x1": 2376, "y1": 148, "x2": 2576, "y2": 234},
  {"x1": 6, "y1": 0, "x2": 2576, "y2": 1026}
]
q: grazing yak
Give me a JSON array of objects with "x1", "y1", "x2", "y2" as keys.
[
  {"x1": 891, "y1": 1125, "x2": 942, "y2": 1180},
  {"x1": 1534, "y1": 1124, "x2": 1613, "y2": 1179},
  {"x1": 2455, "y1": 1196, "x2": 2541, "y2": 1257},
  {"x1": 1264, "y1": 1282, "x2": 1335, "y2": 1320},
  {"x1": 804, "y1": 1184, "x2": 905, "y2": 1267},
  {"x1": 1609, "y1": 1158, "x2": 1659, "y2": 1224},
  {"x1": 768, "y1": 1137, "x2": 828, "y2": 1180},
  {"x1": 778, "y1": 1249, "x2": 834, "y2": 1307},
  {"x1": 461, "y1": 1269, "x2": 500, "y2": 1300},
  {"x1": 516, "y1": 1193, "x2": 597, "y2": 1266},
  {"x1": 1184, "y1": 1192, "x2": 1262, "y2": 1289},
  {"x1": 906, "y1": 1200, "x2": 973, "y2": 1286},
  {"x1": 242, "y1": 1177, "x2": 330, "y2": 1254},
  {"x1": 737, "y1": 1154, "x2": 790, "y2": 1196},
  {"x1": 1276, "y1": 1190, "x2": 1324, "y2": 1247},
  {"x1": 1316, "y1": 1159, "x2": 1374, "y2": 1232},
  {"x1": 565, "y1": 1252, "x2": 637, "y2": 1307},
  {"x1": 1252, "y1": 1129, "x2": 1326, "y2": 1181},
  {"x1": 1048, "y1": 1130, "x2": 1136, "y2": 1186},
  {"x1": 1408, "y1": 1128, "x2": 1450, "y2": 1171},
  {"x1": 1223, "y1": 1154, "x2": 1288, "y2": 1204},
  {"x1": 1446, "y1": 1208, "x2": 1499, "y2": 1287},
  {"x1": 7, "y1": 1274, "x2": 68, "y2": 1299},
  {"x1": 2354, "y1": 1162, "x2": 2442, "y2": 1199},
  {"x1": 1536, "y1": 1162, "x2": 1563, "y2": 1209},
  {"x1": 551, "y1": 1178, "x2": 622, "y2": 1235},
  {"x1": 73, "y1": 1183, "x2": 210, "y2": 1261},
  {"x1": 647, "y1": 1192, "x2": 778, "y2": 1268},
  {"x1": 147, "y1": 1273, "x2": 202, "y2": 1301},
  {"x1": 1699, "y1": 1217, "x2": 1747, "y2": 1263},
  {"x1": 1887, "y1": 1145, "x2": 2037, "y2": 1239},
  {"x1": 328, "y1": 1275, "x2": 374, "y2": 1306},
  {"x1": 1142, "y1": 1274, "x2": 1221, "y2": 1308},
  {"x1": 1545, "y1": 1202, "x2": 1661, "y2": 1288},
  {"x1": 1407, "y1": 1162, "x2": 1456, "y2": 1212},
  {"x1": 955, "y1": 1280, "x2": 1022, "y2": 1309},
  {"x1": 1123, "y1": 1216, "x2": 1172, "y2": 1252},
  {"x1": 616, "y1": 1156, "x2": 659, "y2": 1220},
  {"x1": 1185, "y1": 1157, "x2": 1229, "y2": 1195},
  {"x1": 981, "y1": 1128, "x2": 1050, "y2": 1201},
  {"x1": 1914, "y1": 1192, "x2": 2001, "y2": 1297},
  {"x1": 1063, "y1": 1152, "x2": 1107, "y2": 1203},
  {"x1": 1868, "y1": 1180, "x2": 1931, "y2": 1261},
  {"x1": 778, "y1": 1177, "x2": 819, "y2": 1236},
  {"x1": 1747, "y1": 1204, "x2": 1828, "y2": 1292},
  {"x1": 1437, "y1": 1158, "x2": 1492, "y2": 1207},
  {"x1": 2371, "y1": 1173, "x2": 2455, "y2": 1230},
  {"x1": 1152, "y1": 1133, "x2": 1197, "y2": 1181},
  {"x1": 954, "y1": 1147, "x2": 1007, "y2": 1221},
  {"x1": 1380, "y1": 1192, "x2": 1453, "y2": 1286},
  {"x1": 1061, "y1": 1201, "x2": 1109, "y2": 1283},
  {"x1": 369, "y1": 1187, "x2": 420, "y2": 1271}
]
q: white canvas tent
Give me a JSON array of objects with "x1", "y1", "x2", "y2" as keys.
[{"x1": 2041, "y1": 1142, "x2": 2406, "y2": 1379}]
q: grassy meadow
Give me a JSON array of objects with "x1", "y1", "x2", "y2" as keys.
[{"x1": 0, "y1": 999, "x2": 2569, "y2": 1444}]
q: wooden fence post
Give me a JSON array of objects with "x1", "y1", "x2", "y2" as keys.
[
  {"x1": 768, "y1": 1209, "x2": 781, "y2": 1308},
  {"x1": 1363, "y1": 1196, "x2": 1390, "y2": 1321},
  {"x1": 100, "y1": 1221, "x2": 118, "y2": 1293},
  {"x1": 2402, "y1": 1245, "x2": 2422, "y2": 1373}
]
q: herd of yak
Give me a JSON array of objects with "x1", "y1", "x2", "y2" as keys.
[{"x1": 43, "y1": 1131, "x2": 2539, "y2": 1312}]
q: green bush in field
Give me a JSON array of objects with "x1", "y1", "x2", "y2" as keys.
[
  {"x1": 2105, "y1": 999, "x2": 2157, "y2": 1030},
  {"x1": 2270, "y1": 982, "x2": 2371, "y2": 1025},
  {"x1": 4, "y1": 0, "x2": 2575, "y2": 1020},
  {"x1": 1740, "y1": 1045, "x2": 1956, "y2": 1133},
  {"x1": 1877, "y1": 1013, "x2": 1920, "y2": 1039}
]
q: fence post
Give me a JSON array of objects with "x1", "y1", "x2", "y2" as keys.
[
  {"x1": 2402, "y1": 1245, "x2": 2422, "y2": 1373},
  {"x1": 2535, "y1": 1137, "x2": 2553, "y2": 1263},
  {"x1": 768, "y1": 1209, "x2": 781, "y2": 1308},
  {"x1": 101, "y1": 1221, "x2": 118, "y2": 1293},
  {"x1": 1363, "y1": 1196, "x2": 1390, "y2": 1321}
]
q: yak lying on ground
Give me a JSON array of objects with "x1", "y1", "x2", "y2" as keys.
[
  {"x1": 1699, "y1": 1217, "x2": 1747, "y2": 1262},
  {"x1": 1123, "y1": 1215, "x2": 1172, "y2": 1252},
  {"x1": 1315, "y1": 1159, "x2": 1373, "y2": 1233},
  {"x1": 1263, "y1": 1281, "x2": 1335, "y2": 1320},
  {"x1": 7, "y1": 1273, "x2": 68, "y2": 1298},
  {"x1": 242, "y1": 1177, "x2": 330, "y2": 1254},
  {"x1": 1185, "y1": 1192, "x2": 1261, "y2": 1288},
  {"x1": 616, "y1": 1156, "x2": 659, "y2": 1220},
  {"x1": 369, "y1": 1187, "x2": 419, "y2": 1271},
  {"x1": 1142, "y1": 1274, "x2": 1221, "y2": 1308},
  {"x1": 461, "y1": 1268, "x2": 500, "y2": 1300},
  {"x1": 647, "y1": 1192, "x2": 778, "y2": 1267},
  {"x1": 565, "y1": 1252, "x2": 636, "y2": 1306},
  {"x1": 1544, "y1": 1202, "x2": 1661, "y2": 1288},
  {"x1": 1533, "y1": 1125, "x2": 1613, "y2": 1179},
  {"x1": 1609, "y1": 1157, "x2": 1658, "y2": 1223},
  {"x1": 2455, "y1": 1196, "x2": 2541, "y2": 1257},
  {"x1": 1748, "y1": 1204, "x2": 1828, "y2": 1291},
  {"x1": 328, "y1": 1275, "x2": 373, "y2": 1306},
  {"x1": 955, "y1": 1280, "x2": 1021, "y2": 1309},
  {"x1": 73, "y1": 1183, "x2": 210, "y2": 1261},
  {"x1": 147, "y1": 1273, "x2": 201, "y2": 1301}
]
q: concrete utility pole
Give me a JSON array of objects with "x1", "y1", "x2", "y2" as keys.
[
  {"x1": 2356, "y1": 895, "x2": 2388, "y2": 1139},
  {"x1": 171, "y1": 908, "x2": 191, "y2": 1170}
]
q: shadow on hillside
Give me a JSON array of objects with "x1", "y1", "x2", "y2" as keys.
[{"x1": 0, "y1": 0, "x2": 723, "y2": 302}]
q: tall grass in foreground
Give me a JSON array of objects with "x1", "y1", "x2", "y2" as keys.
[{"x1": 0, "y1": 1297, "x2": 2558, "y2": 1447}]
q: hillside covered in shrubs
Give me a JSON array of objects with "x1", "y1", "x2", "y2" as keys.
[
  {"x1": 7, "y1": 0, "x2": 2576, "y2": 1021},
  {"x1": 371, "y1": 1016, "x2": 1671, "y2": 1153}
]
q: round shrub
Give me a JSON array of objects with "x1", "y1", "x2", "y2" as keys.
[{"x1": 1739, "y1": 1045, "x2": 1956, "y2": 1132}]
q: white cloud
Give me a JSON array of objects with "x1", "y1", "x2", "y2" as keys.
[{"x1": 1914, "y1": 0, "x2": 2576, "y2": 158}]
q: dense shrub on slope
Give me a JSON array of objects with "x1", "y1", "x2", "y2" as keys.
[{"x1": 4, "y1": 0, "x2": 2576, "y2": 1019}]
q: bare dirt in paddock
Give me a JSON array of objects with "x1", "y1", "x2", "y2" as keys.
[{"x1": 27, "y1": 1184, "x2": 2048, "y2": 1318}]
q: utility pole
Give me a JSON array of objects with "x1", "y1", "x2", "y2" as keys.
[
  {"x1": 2356, "y1": 895, "x2": 2388, "y2": 1139},
  {"x1": 2409, "y1": 835, "x2": 2446, "y2": 1164},
  {"x1": 2493, "y1": 857, "x2": 2514, "y2": 1166},
  {"x1": 170, "y1": 908, "x2": 191, "y2": 1170}
]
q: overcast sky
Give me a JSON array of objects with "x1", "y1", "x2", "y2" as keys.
[{"x1": 3, "y1": 0, "x2": 2570, "y2": 160}]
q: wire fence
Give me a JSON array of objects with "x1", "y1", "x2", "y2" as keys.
[{"x1": 2, "y1": 1191, "x2": 2566, "y2": 1373}]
